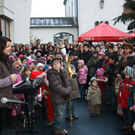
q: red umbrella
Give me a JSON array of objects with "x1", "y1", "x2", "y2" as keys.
[
  {"x1": 130, "y1": 32, "x2": 135, "y2": 37},
  {"x1": 77, "y1": 22, "x2": 133, "y2": 42}
]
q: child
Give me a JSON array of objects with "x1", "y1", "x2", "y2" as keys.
[
  {"x1": 117, "y1": 66, "x2": 135, "y2": 134},
  {"x1": 22, "y1": 66, "x2": 31, "y2": 80},
  {"x1": 27, "y1": 59, "x2": 37, "y2": 67},
  {"x1": 66, "y1": 64, "x2": 80, "y2": 120},
  {"x1": 85, "y1": 77, "x2": 102, "y2": 117},
  {"x1": 77, "y1": 60, "x2": 88, "y2": 98},
  {"x1": 104, "y1": 54, "x2": 118, "y2": 113},
  {"x1": 96, "y1": 68, "x2": 108, "y2": 110},
  {"x1": 71, "y1": 51, "x2": 80, "y2": 73},
  {"x1": 95, "y1": 51, "x2": 105, "y2": 72},
  {"x1": 128, "y1": 85, "x2": 135, "y2": 134},
  {"x1": 21, "y1": 56, "x2": 28, "y2": 67},
  {"x1": 37, "y1": 63, "x2": 44, "y2": 71},
  {"x1": 87, "y1": 50, "x2": 99, "y2": 79},
  {"x1": 42, "y1": 64, "x2": 54, "y2": 126},
  {"x1": 47, "y1": 58, "x2": 71, "y2": 135}
]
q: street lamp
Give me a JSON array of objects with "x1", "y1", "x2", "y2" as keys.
[{"x1": 100, "y1": 0, "x2": 104, "y2": 9}]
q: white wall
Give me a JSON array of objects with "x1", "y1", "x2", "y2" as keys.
[
  {"x1": 78, "y1": 0, "x2": 129, "y2": 36},
  {"x1": 30, "y1": 27, "x2": 78, "y2": 44},
  {"x1": 0, "y1": 0, "x2": 32, "y2": 44}
]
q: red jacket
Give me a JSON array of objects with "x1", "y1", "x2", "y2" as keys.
[{"x1": 117, "y1": 78, "x2": 135, "y2": 108}]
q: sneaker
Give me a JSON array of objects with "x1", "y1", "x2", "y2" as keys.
[
  {"x1": 47, "y1": 121, "x2": 53, "y2": 126},
  {"x1": 65, "y1": 116, "x2": 73, "y2": 121},
  {"x1": 54, "y1": 129, "x2": 68, "y2": 135},
  {"x1": 91, "y1": 113, "x2": 95, "y2": 117},
  {"x1": 72, "y1": 115, "x2": 79, "y2": 119},
  {"x1": 96, "y1": 113, "x2": 101, "y2": 117}
]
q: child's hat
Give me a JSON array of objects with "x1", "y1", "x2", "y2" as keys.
[
  {"x1": 43, "y1": 64, "x2": 50, "y2": 71},
  {"x1": 98, "y1": 51, "x2": 104, "y2": 58},
  {"x1": 96, "y1": 68, "x2": 104, "y2": 77},
  {"x1": 123, "y1": 66, "x2": 133, "y2": 78},
  {"x1": 37, "y1": 63, "x2": 44, "y2": 68},
  {"x1": 93, "y1": 50, "x2": 98, "y2": 55},
  {"x1": 21, "y1": 56, "x2": 28, "y2": 62},
  {"x1": 90, "y1": 77, "x2": 97, "y2": 84}
]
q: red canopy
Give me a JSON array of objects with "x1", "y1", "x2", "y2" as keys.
[
  {"x1": 130, "y1": 32, "x2": 135, "y2": 37},
  {"x1": 77, "y1": 22, "x2": 133, "y2": 42}
]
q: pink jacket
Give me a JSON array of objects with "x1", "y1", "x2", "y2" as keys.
[{"x1": 78, "y1": 60, "x2": 88, "y2": 84}]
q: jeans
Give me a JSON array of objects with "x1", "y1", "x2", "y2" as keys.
[
  {"x1": 108, "y1": 84, "x2": 117, "y2": 110},
  {"x1": 78, "y1": 84, "x2": 85, "y2": 98},
  {"x1": 0, "y1": 108, "x2": 7, "y2": 135},
  {"x1": 53, "y1": 103, "x2": 65, "y2": 130},
  {"x1": 66, "y1": 99, "x2": 76, "y2": 117},
  {"x1": 122, "y1": 108, "x2": 133, "y2": 127}
]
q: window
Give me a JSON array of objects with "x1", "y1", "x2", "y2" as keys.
[
  {"x1": 95, "y1": 21, "x2": 99, "y2": 26},
  {"x1": 0, "y1": 17, "x2": 10, "y2": 38},
  {"x1": 105, "y1": 21, "x2": 109, "y2": 25}
]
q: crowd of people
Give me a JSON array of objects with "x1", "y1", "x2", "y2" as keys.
[{"x1": 1, "y1": 36, "x2": 135, "y2": 135}]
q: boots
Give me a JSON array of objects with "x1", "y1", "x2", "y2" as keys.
[
  {"x1": 11, "y1": 116, "x2": 23, "y2": 128},
  {"x1": 54, "y1": 128, "x2": 68, "y2": 135},
  {"x1": 125, "y1": 125, "x2": 133, "y2": 135}
]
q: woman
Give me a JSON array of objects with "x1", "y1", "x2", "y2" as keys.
[
  {"x1": 78, "y1": 44, "x2": 83, "y2": 54},
  {"x1": 0, "y1": 36, "x2": 21, "y2": 134},
  {"x1": 42, "y1": 44, "x2": 49, "y2": 55},
  {"x1": 55, "y1": 47, "x2": 64, "y2": 58}
]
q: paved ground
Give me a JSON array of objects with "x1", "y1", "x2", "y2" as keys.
[{"x1": 2, "y1": 99, "x2": 127, "y2": 135}]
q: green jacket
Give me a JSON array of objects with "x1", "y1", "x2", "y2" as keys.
[{"x1": 87, "y1": 56, "x2": 98, "y2": 76}]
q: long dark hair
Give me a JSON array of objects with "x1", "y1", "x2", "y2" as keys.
[{"x1": 0, "y1": 36, "x2": 11, "y2": 64}]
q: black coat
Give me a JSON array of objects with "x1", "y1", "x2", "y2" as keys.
[
  {"x1": 79, "y1": 51, "x2": 92, "y2": 64},
  {"x1": 71, "y1": 58, "x2": 80, "y2": 73}
]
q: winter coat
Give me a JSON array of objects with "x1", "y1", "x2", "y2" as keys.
[
  {"x1": 78, "y1": 63, "x2": 88, "y2": 84},
  {"x1": 87, "y1": 56, "x2": 98, "y2": 77},
  {"x1": 85, "y1": 85, "x2": 101, "y2": 105},
  {"x1": 68, "y1": 75, "x2": 80, "y2": 100},
  {"x1": 97, "y1": 77, "x2": 108, "y2": 95},
  {"x1": 102, "y1": 59, "x2": 110, "y2": 77},
  {"x1": 79, "y1": 51, "x2": 92, "y2": 64},
  {"x1": 95, "y1": 57, "x2": 105, "y2": 73},
  {"x1": 47, "y1": 69, "x2": 72, "y2": 104},
  {"x1": 0, "y1": 60, "x2": 19, "y2": 109},
  {"x1": 128, "y1": 85, "x2": 135, "y2": 108},
  {"x1": 115, "y1": 53, "x2": 135, "y2": 77},
  {"x1": 117, "y1": 78, "x2": 135, "y2": 108},
  {"x1": 71, "y1": 58, "x2": 80, "y2": 73},
  {"x1": 104, "y1": 62, "x2": 118, "y2": 85}
]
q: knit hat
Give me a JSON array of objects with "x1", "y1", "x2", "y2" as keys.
[
  {"x1": 123, "y1": 66, "x2": 133, "y2": 78},
  {"x1": 90, "y1": 77, "x2": 97, "y2": 84},
  {"x1": 93, "y1": 50, "x2": 99, "y2": 55},
  {"x1": 37, "y1": 63, "x2": 44, "y2": 68},
  {"x1": 51, "y1": 58, "x2": 61, "y2": 66},
  {"x1": 43, "y1": 64, "x2": 50, "y2": 71},
  {"x1": 18, "y1": 54, "x2": 23, "y2": 59},
  {"x1": 96, "y1": 68, "x2": 104, "y2": 77},
  {"x1": 105, "y1": 51, "x2": 112, "y2": 57},
  {"x1": 98, "y1": 52, "x2": 104, "y2": 58},
  {"x1": 77, "y1": 60, "x2": 84, "y2": 66},
  {"x1": 21, "y1": 56, "x2": 28, "y2": 62},
  {"x1": 73, "y1": 51, "x2": 80, "y2": 57},
  {"x1": 70, "y1": 64, "x2": 75, "y2": 70},
  {"x1": 122, "y1": 43, "x2": 133, "y2": 51}
]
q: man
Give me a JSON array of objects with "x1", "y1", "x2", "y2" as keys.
[
  {"x1": 36, "y1": 39, "x2": 40, "y2": 46},
  {"x1": 79, "y1": 44, "x2": 92, "y2": 64}
]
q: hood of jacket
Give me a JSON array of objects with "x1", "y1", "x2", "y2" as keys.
[
  {"x1": 27, "y1": 59, "x2": 37, "y2": 67},
  {"x1": 78, "y1": 60, "x2": 84, "y2": 66}
]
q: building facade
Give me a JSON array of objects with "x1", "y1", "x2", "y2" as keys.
[
  {"x1": 64, "y1": 0, "x2": 129, "y2": 36},
  {"x1": 0, "y1": 0, "x2": 32, "y2": 44},
  {"x1": 30, "y1": 17, "x2": 78, "y2": 44}
]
